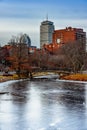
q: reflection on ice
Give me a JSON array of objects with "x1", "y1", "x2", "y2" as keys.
[
  {"x1": 39, "y1": 128, "x2": 46, "y2": 130},
  {"x1": 85, "y1": 84, "x2": 87, "y2": 117},
  {"x1": 56, "y1": 78, "x2": 87, "y2": 84},
  {"x1": 28, "y1": 87, "x2": 42, "y2": 119},
  {"x1": 0, "y1": 80, "x2": 87, "y2": 130},
  {"x1": 50, "y1": 118, "x2": 62, "y2": 126}
]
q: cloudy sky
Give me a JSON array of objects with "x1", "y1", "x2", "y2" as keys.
[{"x1": 0, "y1": 0, "x2": 87, "y2": 48}]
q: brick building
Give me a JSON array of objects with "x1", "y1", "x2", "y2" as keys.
[
  {"x1": 43, "y1": 27, "x2": 86, "y2": 53},
  {"x1": 53, "y1": 27, "x2": 86, "y2": 45}
]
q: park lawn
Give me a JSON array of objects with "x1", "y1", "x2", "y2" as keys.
[{"x1": 62, "y1": 73, "x2": 87, "y2": 81}]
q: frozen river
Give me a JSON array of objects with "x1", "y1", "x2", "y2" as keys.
[{"x1": 0, "y1": 79, "x2": 87, "y2": 130}]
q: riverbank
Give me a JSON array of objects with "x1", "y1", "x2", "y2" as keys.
[
  {"x1": 0, "y1": 72, "x2": 57, "y2": 83},
  {"x1": 1, "y1": 72, "x2": 87, "y2": 83},
  {"x1": 0, "y1": 74, "x2": 19, "y2": 83},
  {"x1": 61, "y1": 73, "x2": 87, "y2": 81}
]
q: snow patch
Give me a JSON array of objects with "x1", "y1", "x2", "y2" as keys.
[
  {"x1": 0, "y1": 80, "x2": 19, "y2": 91},
  {"x1": 56, "y1": 79, "x2": 87, "y2": 84}
]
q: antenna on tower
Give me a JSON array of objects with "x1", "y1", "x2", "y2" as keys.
[{"x1": 46, "y1": 14, "x2": 48, "y2": 21}]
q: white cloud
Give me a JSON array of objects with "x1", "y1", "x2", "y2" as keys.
[
  {"x1": 54, "y1": 19, "x2": 87, "y2": 32},
  {"x1": 0, "y1": 18, "x2": 40, "y2": 32},
  {"x1": 0, "y1": 18, "x2": 40, "y2": 47},
  {"x1": 0, "y1": 18, "x2": 87, "y2": 48}
]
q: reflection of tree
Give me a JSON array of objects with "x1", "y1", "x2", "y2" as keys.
[{"x1": 60, "y1": 82, "x2": 85, "y2": 105}]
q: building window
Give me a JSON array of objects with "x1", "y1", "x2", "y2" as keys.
[{"x1": 57, "y1": 38, "x2": 61, "y2": 44}]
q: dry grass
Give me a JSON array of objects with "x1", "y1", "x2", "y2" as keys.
[
  {"x1": 0, "y1": 72, "x2": 53, "y2": 83},
  {"x1": 1, "y1": 72, "x2": 87, "y2": 82},
  {"x1": 33, "y1": 72, "x2": 55, "y2": 77},
  {"x1": 62, "y1": 73, "x2": 87, "y2": 81},
  {"x1": 0, "y1": 74, "x2": 19, "y2": 82}
]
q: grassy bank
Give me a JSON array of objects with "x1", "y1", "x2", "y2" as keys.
[
  {"x1": 1, "y1": 72, "x2": 87, "y2": 82},
  {"x1": 0, "y1": 74, "x2": 19, "y2": 82},
  {"x1": 0, "y1": 72, "x2": 53, "y2": 83},
  {"x1": 61, "y1": 73, "x2": 87, "y2": 81}
]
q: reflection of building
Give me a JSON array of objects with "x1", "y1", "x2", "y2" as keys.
[{"x1": 40, "y1": 19, "x2": 55, "y2": 48}]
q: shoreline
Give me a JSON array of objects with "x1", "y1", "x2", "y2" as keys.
[
  {"x1": 60, "y1": 73, "x2": 87, "y2": 82},
  {"x1": 1, "y1": 73, "x2": 87, "y2": 84},
  {"x1": 0, "y1": 78, "x2": 87, "y2": 86}
]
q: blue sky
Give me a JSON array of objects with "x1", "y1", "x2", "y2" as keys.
[{"x1": 0, "y1": 0, "x2": 87, "y2": 47}]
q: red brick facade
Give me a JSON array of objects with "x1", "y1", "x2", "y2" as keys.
[
  {"x1": 52, "y1": 27, "x2": 86, "y2": 44},
  {"x1": 43, "y1": 27, "x2": 86, "y2": 53}
]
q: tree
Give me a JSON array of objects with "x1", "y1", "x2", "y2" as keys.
[
  {"x1": 7, "y1": 34, "x2": 31, "y2": 78},
  {"x1": 0, "y1": 45, "x2": 10, "y2": 72},
  {"x1": 56, "y1": 41, "x2": 86, "y2": 73}
]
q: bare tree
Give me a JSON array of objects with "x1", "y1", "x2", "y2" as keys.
[
  {"x1": 7, "y1": 34, "x2": 31, "y2": 78},
  {"x1": 56, "y1": 41, "x2": 86, "y2": 73}
]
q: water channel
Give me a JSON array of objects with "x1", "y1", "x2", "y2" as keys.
[{"x1": 0, "y1": 79, "x2": 87, "y2": 130}]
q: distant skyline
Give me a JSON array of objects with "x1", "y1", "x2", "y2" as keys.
[{"x1": 0, "y1": 0, "x2": 87, "y2": 48}]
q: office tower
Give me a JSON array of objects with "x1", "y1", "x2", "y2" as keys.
[
  {"x1": 40, "y1": 19, "x2": 55, "y2": 48},
  {"x1": 20, "y1": 34, "x2": 31, "y2": 47}
]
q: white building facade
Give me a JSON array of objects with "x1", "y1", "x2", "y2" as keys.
[{"x1": 40, "y1": 20, "x2": 55, "y2": 48}]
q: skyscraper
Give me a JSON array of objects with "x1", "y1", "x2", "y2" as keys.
[{"x1": 40, "y1": 19, "x2": 55, "y2": 48}]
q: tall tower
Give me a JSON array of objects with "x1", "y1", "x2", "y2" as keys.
[{"x1": 40, "y1": 18, "x2": 55, "y2": 48}]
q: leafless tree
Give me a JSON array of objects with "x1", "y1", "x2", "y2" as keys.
[
  {"x1": 56, "y1": 41, "x2": 86, "y2": 73},
  {"x1": 8, "y1": 34, "x2": 31, "y2": 78}
]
